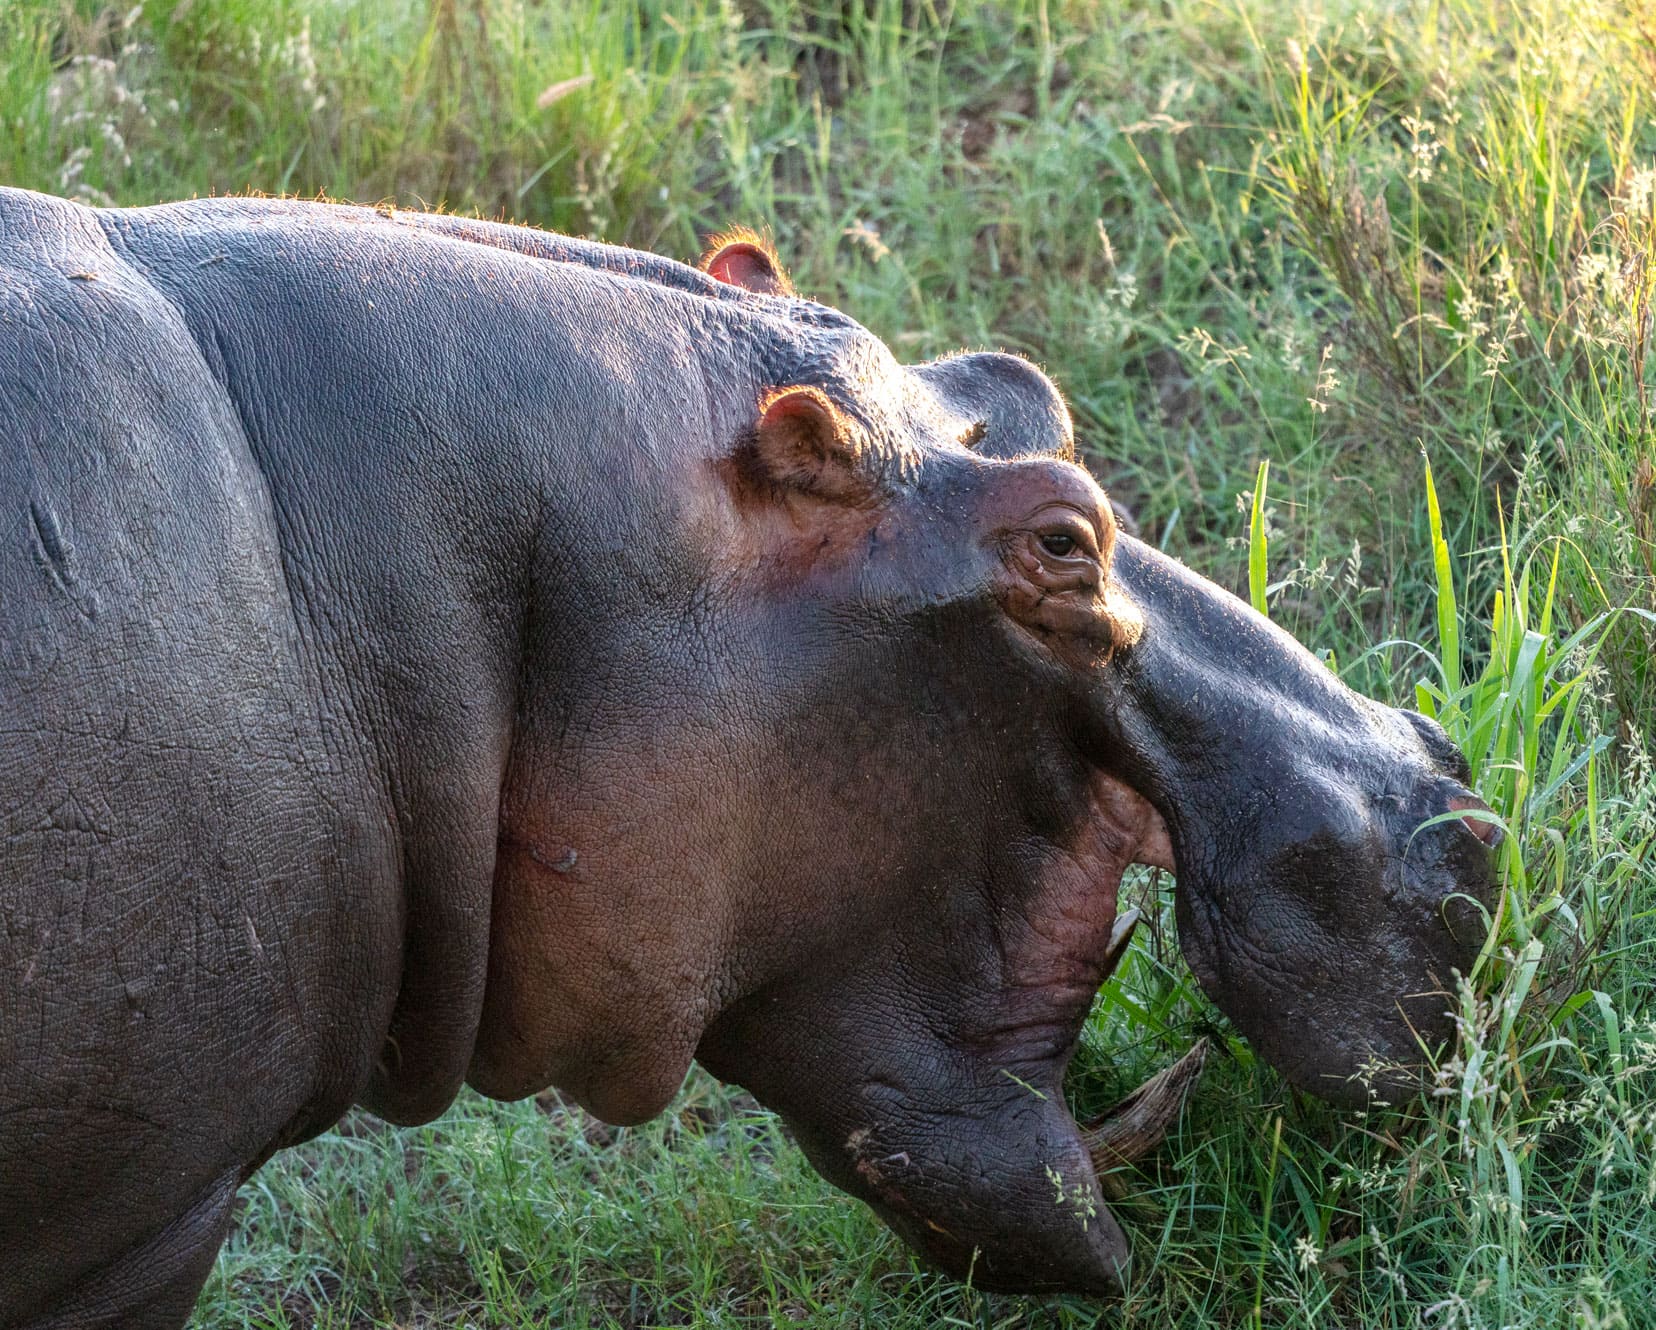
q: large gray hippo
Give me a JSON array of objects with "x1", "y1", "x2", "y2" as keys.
[{"x1": 0, "y1": 189, "x2": 1494, "y2": 1327}]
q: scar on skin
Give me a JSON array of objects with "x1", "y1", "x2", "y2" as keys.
[
  {"x1": 529, "y1": 844, "x2": 579, "y2": 873},
  {"x1": 849, "y1": 1127, "x2": 902, "y2": 1190},
  {"x1": 854, "y1": 1156, "x2": 887, "y2": 1187}
]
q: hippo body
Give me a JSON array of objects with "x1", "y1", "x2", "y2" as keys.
[{"x1": 0, "y1": 189, "x2": 1493, "y2": 1328}]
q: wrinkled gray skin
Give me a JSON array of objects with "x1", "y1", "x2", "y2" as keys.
[{"x1": 0, "y1": 189, "x2": 1493, "y2": 1327}]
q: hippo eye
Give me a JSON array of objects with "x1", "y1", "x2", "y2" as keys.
[{"x1": 1024, "y1": 508, "x2": 1100, "y2": 566}]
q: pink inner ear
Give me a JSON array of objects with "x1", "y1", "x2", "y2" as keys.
[
  {"x1": 706, "y1": 242, "x2": 785, "y2": 295},
  {"x1": 760, "y1": 386, "x2": 834, "y2": 431},
  {"x1": 1448, "y1": 795, "x2": 1502, "y2": 845},
  {"x1": 749, "y1": 386, "x2": 866, "y2": 500}
]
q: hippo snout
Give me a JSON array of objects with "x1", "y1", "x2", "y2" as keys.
[
  {"x1": 1167, "y1": 715, "x2": 1498, "y2": 1105},
  {"x1": 1087, "y1": 537, "x2": 1501, "y2": 1106}
]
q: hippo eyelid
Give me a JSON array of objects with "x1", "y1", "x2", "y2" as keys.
[
  {"x1": 956, "y1": 420, "x2": 988, "y2": 449},
  {"x1": 1030, "y1": 509, "x2": 1101, "y2": 560}
]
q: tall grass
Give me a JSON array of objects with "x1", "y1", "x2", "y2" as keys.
[
  {"x1": 1255, "y1": 0, "x2": 1656, "y2": 715},
  {"x1": 1, "y1": 1, "x2": 1649, "y2": 1326}
]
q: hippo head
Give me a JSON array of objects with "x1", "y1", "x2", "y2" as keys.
[
  {"x1": 679, "y1": 346, "x2": 1494, "y2": 1291},
  {"x1": 483, "y1": 244, "x2": 1496, "y2": 1296}
]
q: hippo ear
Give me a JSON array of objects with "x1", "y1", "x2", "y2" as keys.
[
  {"x1": 700, "y1": 229, "x2": 795, "y2": 297},
  {"x1": 734, "y1": 386, "x2": 871, "y2": 503}
]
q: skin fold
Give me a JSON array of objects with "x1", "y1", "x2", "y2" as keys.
[{"x1": 0, "y1": 189, "x2": 1493, "y2": 1326}]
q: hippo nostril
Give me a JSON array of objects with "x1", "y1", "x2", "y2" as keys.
[{"x1": 1447, "y1": 794, "x2": 1501, "y2": 847}]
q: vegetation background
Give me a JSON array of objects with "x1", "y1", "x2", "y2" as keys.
[{"x1": 3, "y1": 0, "x2": 1653, "y2": 1325}]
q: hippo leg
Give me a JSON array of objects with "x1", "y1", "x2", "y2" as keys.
[{"x1": 18, "y1": 1169, "x2": 241, "y2": 1330}]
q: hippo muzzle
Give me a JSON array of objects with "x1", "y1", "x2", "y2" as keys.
[{"x1": 1094, "y1": 535, "x2": 1498, "y2": 1107}]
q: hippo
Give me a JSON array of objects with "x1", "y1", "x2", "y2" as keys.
[{"x1": 0, "y1": 188, "x2": 1495, "y2": 1328}]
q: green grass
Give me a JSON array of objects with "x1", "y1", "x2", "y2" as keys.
[{"x1": 3, "y1": 0, "x2": 1652, "y2": 1325}]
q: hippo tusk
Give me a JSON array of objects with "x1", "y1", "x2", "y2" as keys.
[
  {"x1": 1100, "y1": 907, "x2": 1140, "y2": 980},
  {"x1": 1080, "y1": 1037, "x2": 1208, "y2": 1178}
]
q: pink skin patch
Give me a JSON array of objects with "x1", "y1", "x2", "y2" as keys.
[
  {"x1": 1448, "y1": 794, "x2": 1501, "y2": 846},
  {"x1": 988, "y1": 772, "x2": 1173, "y2": 1061}
]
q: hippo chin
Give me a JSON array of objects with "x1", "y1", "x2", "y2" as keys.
[{"x1": 0, "y1": 188, "x2": 1494, "y2": 1324}]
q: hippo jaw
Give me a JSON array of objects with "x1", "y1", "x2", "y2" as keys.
[
  {"x1": 696, "y1": 769, "x2": 1184, "y2": 1296},
  {"x1": 826, "y1": 1089, "x2": 1132, "y2": 1295},
  {"x1": 845, "y1": 776, "x2": 1182, "y2": 1294}
]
